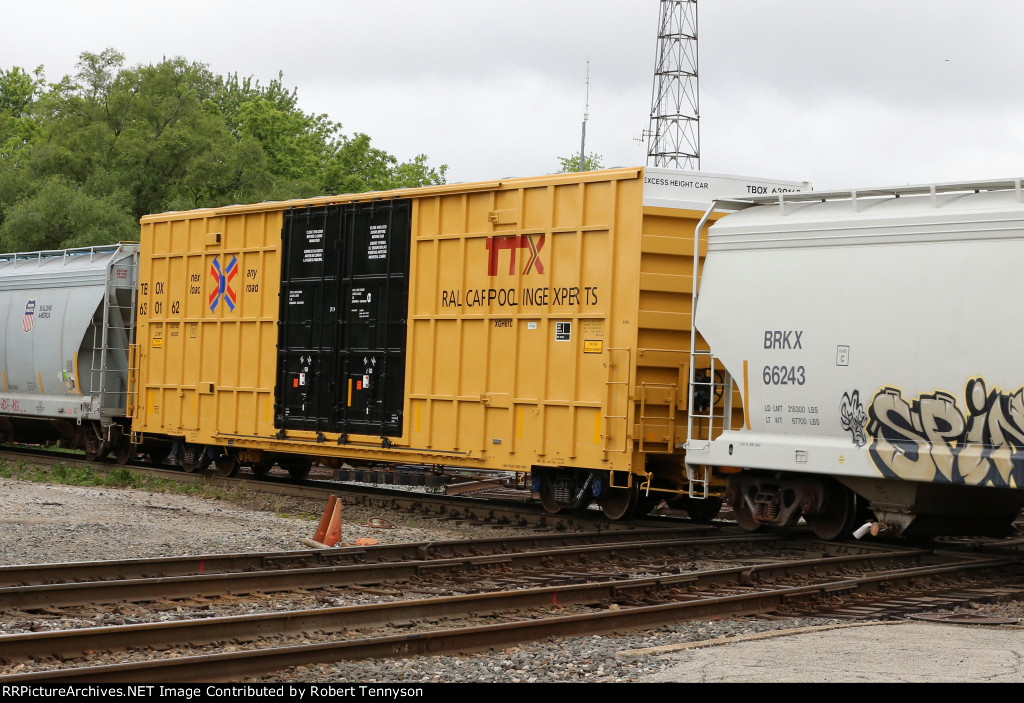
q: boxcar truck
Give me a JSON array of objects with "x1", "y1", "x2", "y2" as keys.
[
  {"x1": 131, "y1": 167, "x2": 807, "y2": 519},
  {"x1": 686, "y1": 180, "x2": 1024, "y2": 538}
]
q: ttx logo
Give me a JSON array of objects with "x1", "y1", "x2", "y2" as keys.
[{"x1": 485, "y1": 235, "x2": 545, "y2": 276}]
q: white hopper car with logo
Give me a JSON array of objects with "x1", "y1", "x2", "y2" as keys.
[
  {"x1": 687, "y1": 179, "x2": 1024, "y2": 539},
  {"x1": 0, "y1": 245, "x2": 138, "y2": 460}
]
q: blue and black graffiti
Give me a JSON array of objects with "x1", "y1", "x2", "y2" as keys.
[{"x1": 864, "y1": 379, "x2": 1024, "y2": 488}]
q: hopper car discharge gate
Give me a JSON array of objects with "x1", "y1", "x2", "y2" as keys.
[{"x1": 685, "y1": 179, "x2": 1024, "y2": 539}]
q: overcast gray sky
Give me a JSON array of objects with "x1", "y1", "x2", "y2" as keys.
[{"x1": 4, "y1": 1, "x2": 1022, "y2": 190}]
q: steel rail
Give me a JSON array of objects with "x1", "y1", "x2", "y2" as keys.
[
  {"x1": 0, "y1": 527, "x2": 720, "y2": 587},
  {"x1": 0, "y1": 533, "x2": 796, "y2": 609},
  {"x1": 0, "y1": 547, "x2": 977, "y2": 662},
  {"x1": 3, "y1": 553, "x2": 1019, "y2": 683}
]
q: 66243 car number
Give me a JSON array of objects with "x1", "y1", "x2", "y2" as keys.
[{"x1": 763, "y1": 365, "x2": 806, "y2": 386}]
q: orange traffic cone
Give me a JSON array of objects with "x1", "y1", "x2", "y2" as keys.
[{"x1": 313, "y1": 495, "x2": 342, "y2": 547}]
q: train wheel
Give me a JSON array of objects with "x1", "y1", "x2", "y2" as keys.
[
  {"x1": 114, "y1": 441, "x2": 135, "y2": 465},
  {"x1": 182, "y1": 443, "x2": 211, "y2": 474},
  {"x1": 250, "y1": 461, "x2": 272, "y2": 477},
  {"x1": 685, "y1": 496, "x2": 724, "y2": 524},
  {"x1": 538, "y1": 487, "x2": 562, "y2": 514},
  {"x1": 598, "y1": 483, "x2": 639, "y2": 521},
  {"x1": 732, "y1": 494, "x2": 763, "y2": 532},
  {"x1": 84, "y1": 437, "x2": 110, "y2": 462},
  {"x1": 281, "y1": 458, "x2": 312, "y2": 480},
  {"x1": 214, "y1": 454, "x2": 240, "y2": 478},
  {"x1": 805, "y1": 484, "x2": 860, "y2": 541},
  {"x1": 533, "y1": 473, "x2": 562, "y2": 514}
]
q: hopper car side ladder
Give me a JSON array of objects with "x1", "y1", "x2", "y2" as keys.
[
  {"x1": 86, "y1": 245, "x2": 138, "y2": 437},
  {"x1": 685, "y1": 202, "x2": 741, "y2": 500}
]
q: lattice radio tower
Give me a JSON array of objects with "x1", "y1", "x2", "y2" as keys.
[{"x1": 646, "y1": 0, "x2": 699, "y2": 169}]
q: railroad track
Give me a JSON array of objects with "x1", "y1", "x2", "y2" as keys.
[
  {"x1": 0, "y1": 528, "x2": 745, "y2": 609},
  {"x1": 3, "y1": 535, "x2": 1023, "y2": 681},
  {"x1": 0, "y1": 446, "x2": 699, "y2": 533}
]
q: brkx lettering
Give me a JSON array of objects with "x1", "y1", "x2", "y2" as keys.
[
  {"x1": 763, "y1": 330, "x2": 803, "y2": 350},
  {"x1": 486, "y1": 235, "x2": 545, "y2": 276}
]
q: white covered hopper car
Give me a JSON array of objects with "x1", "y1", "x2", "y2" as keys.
[
  {"x1": 0, "y1": 245, "x2": 138, "y2": 459},
  {"x1": 687, "y1": 179, "x2": 1024, "y2": 539}
]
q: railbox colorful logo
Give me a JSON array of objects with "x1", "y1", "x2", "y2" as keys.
[{"x1": 209, "y1": 256, "x2": 238, "y2": 312}]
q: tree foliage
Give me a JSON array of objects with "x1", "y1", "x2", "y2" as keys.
[
  {"x1": 0, "y1": 50, "x2": 447, "y2": 251},
  {"x1": 557, "y1": 152, "x2": 604, "y2": 173},
  {"x1": 0, "y1": 65, "x2": 45, "y2": 161},
  {"x1": 0, "y1": 176, "x2": 136, "y2": 250}
]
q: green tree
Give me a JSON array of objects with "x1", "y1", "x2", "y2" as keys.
[
  {"x1": 323, "y1": 134, "x2": 448, "y2": 194},
  {"x1": 0, "y1": 49, "x2": 448, "y2": 251},
  {"x1": 0, "y1": 66, "x2": 47, "y2": 233},
  {"x1": 0, "y1": 65, "x2": 45, "y2": 161},
  {"x1": 0, "y1": 176, "x2": 136, "y2": 250},
  {"x1": 211, "y1": 72, "x2": 446, "y2": 197},
  {"x1": 33, "y1": 50, "x2": 257, "y2": 218},
  {"x1": 557, "y1": 152, "x2": 604, "y2": 173},
  {"x1": 0, "y1": 163, "x2": 33, "y2": 233},
  {"x1": 212, "y1": 72, "x2": 337, "y2": 197},
  {"x1": 389, "y1": 153, "x2": 449, "y2": 190}
]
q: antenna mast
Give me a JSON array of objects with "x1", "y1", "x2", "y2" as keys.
[
  {"x1": 646, "y1": 0, "x2": 699, "y2": 169},
  {"x1": 579, "y1": 58, "x2": 590, "y2": 171}
]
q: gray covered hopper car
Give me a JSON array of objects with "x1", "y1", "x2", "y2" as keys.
[{"x1": 0, "y1": 244, "x2": 138, "y2": 460}]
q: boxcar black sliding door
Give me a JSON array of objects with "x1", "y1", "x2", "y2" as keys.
[{"x1": 275, "y1": 200, "x2": 411, "y2": 439}]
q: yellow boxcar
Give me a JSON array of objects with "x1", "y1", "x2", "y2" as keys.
[{"x1": 132, "y1": 167, "x2": 807, "y2": 519}]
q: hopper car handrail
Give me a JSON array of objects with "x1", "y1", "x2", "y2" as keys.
[
  {"x1": 714, "y1": 177, "x2": 1024, "y2": 214},
  {"x1": 0, "y1": 243, "x2": 132, "y2": 265}
]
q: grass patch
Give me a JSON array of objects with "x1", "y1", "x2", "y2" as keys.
[
  {"x1": 0, "y1": 459, "x2": 325, "y2": 519},
  {"x1": 105, "y1": 467, "x2": 146, "y2": 488},
  {"x1": 0, "y1": 460, "x2": 223, "y2": 496},
  {"x1": 0, "y1": 459, "x2": 70, "y2": 483},
  {"x1": 49, "y1": 463, "x2": 101, "y2": 486}
]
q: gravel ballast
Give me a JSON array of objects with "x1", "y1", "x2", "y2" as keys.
[{"x1": 1, "y1": 475, "x2": 1021, "y2": 684}]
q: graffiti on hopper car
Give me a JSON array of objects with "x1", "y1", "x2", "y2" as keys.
[
  {"x1": 840, "y1": 390, "x2": 867, "y2": 447},
  {"x1": 865, "y1": 379, "x2": 1024, "y2": 488},
  {"x1": 0, "y1": 398, "x2": 23, "y2": 412}
]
